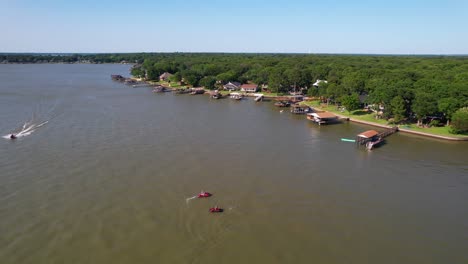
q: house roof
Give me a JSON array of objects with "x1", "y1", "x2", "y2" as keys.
[
  {"x1": 159, "y1": 72, "x2": 172, "y2": 79},
  {"x1": 313, "y1": 79, "x2": 328, "y2": 86},
  {"x1": 227, "y1": 81, "x2": 241, "y2": 86},
  {"x1": 241, "y1": 84, "x2": 258, "y2": 89},
  {"x1": 310, "y1": 112, "x2": 337, "y2": 119},
  {"x1": 357, "y1": 130, "x2": 379, "y2": 138}
]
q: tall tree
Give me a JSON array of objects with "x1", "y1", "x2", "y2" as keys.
[
  {"x1": 450, "y1": 107, "x2": 468, "y2": 134},
  {"x1": 438, "y1": 98, "x2": 460, "y2": 125},
  {"x1": 412, "y1": 92, "x2": 438, "y2": 125},
  {"x1": 199, "y1": 76, "x2": 217, "y2": 90},
  {"x1": 268, "y1": 68, "x2": 285, "y2": 94},
  {"x1": 390, "y1": 96, "x2": 406, "y2": 123},
  {"x1": 341, "y1": 93, "x2": 361, "y2": 114}
]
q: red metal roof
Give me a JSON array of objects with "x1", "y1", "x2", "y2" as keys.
[
  {"x1": 241, "y1": 84, "x2": 258, "y2": 89},
  {"x1": 357, "y1": 130, "x2": 379, "y2": 138},
  {"x1": 313, "y1": 112, "x2": 337, "y2": 119}
]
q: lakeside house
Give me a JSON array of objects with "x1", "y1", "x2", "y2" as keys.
[
  {"x1": 241, "y1": 84, "x2": 258, "y2": 93},
  {"x1": 313, "y1": 79, "x2": 328, "y2": 87},
  {"x1": 223, "y1": 81, "x2": 241, "y2": 91},
  {"x1": 159, "y1": 72, "x2": 173, "y2": 81}
]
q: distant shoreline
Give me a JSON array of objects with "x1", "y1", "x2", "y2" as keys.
[{"x1": 0, "y1": 62, "x2": 133, "y2": 65}]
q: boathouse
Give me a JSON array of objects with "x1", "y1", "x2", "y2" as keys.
[
  {"x1": 190, "y1": 88, "x2": 205, "y2": 95},
  {"x1": 356, "y1": 127, "x2": 398, "y2": 149},
  {"x1": 307, "y1": 112, "x2": 338, "y2": 125},
  {"x1": 357, "y1": 130, "x2": 379, "y2": 139}
]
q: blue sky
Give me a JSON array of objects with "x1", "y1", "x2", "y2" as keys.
[{"x1": 1, "y1": 0, "x2": 467, "y2": 54}]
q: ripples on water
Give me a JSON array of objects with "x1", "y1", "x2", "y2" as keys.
[{"x1": 0, "y1": 64, "x2": 467, "y2": 264}]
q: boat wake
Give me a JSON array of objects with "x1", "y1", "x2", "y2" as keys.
[
  {"x1": 185, "y1": 196, "x2": 198, "y2": 204},
  {"x1": 3, "y1": 120, "x2": 49, "y2": 139},
  {"x1": 3, "y1": 95, "x2": 65, "y2": 140}
]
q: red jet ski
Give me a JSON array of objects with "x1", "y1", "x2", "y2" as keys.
[
  {"x1": 209, "y1": 206, "x2": 223, "y2": 213},
  {"x1": 198, "y1": 191, "x2": 212, "y2": 198}
]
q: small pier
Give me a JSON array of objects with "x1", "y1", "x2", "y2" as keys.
[{"x1": 356, "y1": 127, "x2": 398, "y2": 146}]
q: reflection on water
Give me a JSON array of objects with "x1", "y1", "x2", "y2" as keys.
[{"x1": 0, "y1": 64, "x2": 467, "y2": 264}]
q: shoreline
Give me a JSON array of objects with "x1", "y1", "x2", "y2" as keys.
[
  {"x1": 119, "y1": 78, "x2": 468, "y2": 142},
  {"x1": 311, "y1": 106, "x2": 468, "y2": 141}
]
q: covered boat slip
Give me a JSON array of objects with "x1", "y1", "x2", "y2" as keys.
[
  {"x1": 357, "y1": 130, "x2": 379, "y2": 139},
  {"x1": 356, "y1": 127, "x2": 397, "y2": 149},
  {"x1": 307, "y1": 112, "x2": 339, "y2": 125}
]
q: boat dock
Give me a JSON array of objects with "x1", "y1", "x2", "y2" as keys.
[{"x1": 356, "y1": 127, "x2": 398, "y2": 146}]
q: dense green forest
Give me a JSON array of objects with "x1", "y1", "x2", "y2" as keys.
[{"x1": 2, "y1": 53, "x2": 467, "y2": 133}]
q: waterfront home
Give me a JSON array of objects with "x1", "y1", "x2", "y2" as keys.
[
  {"x1": 307, "y1": 112, "x2": 338, "y2": 125},
  {"x1": 241, "y1": 84, "x2": 258, "y2": 93},
  {"x1": 313, "y1": 79, "x2": 328, "y2": 87},
  {"x1": 159, "y1": 72, "x2": 173, "y2": 81},
  {"x1": 223, "y1": 82, "x2": 241, "y2": 91}
]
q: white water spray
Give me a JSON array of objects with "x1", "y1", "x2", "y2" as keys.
[
  {"x1": 185, "y1": 196, "x2": 198, "y2": 204},
  {"x1": 3, "y1": 120, "x2": 48, "y2": 139}
]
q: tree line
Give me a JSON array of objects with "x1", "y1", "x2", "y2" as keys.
[{"x1": 1, "y1": 53, "x2": 467, "y2": 133}]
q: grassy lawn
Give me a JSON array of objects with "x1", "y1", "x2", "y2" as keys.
[
  {"x1": 262, "y1": 92, "x2": 282, "y2": 97},
  {"x1": 219, "y1": 90, "x2": 232, "y2": 95},
  {"x1": 398, "y1": 124, "x2": 467, "y2": 138}
]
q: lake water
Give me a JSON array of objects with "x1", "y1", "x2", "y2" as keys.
[{"x1": 0, "y1": 64, "x2": 467, "y2": 264}]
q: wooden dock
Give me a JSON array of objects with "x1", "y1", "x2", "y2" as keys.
[{"x1": 356, "y1": 127, "x2": 398, "y2": 145}]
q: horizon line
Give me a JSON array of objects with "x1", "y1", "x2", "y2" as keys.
[{"x1": 1, "y1": 51, "x2": 468, "y2": 57}]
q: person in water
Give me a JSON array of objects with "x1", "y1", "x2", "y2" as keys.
[{"x1": 10, "y1": 134, "x2": 17, "y2": 139}]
